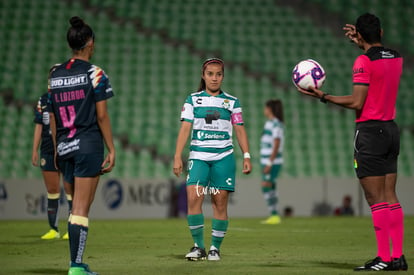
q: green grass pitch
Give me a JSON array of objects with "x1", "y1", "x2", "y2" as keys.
[{"x1": 1, "y1": 217, "x2": 412, "y2": 274}]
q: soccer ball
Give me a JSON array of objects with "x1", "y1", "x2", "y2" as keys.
[{"x1": 292, "y1": 59, "x2": 326, "y2": 90}]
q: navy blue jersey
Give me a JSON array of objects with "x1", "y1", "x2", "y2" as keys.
[
  {"x1": 33, "y1": 93, "x2": 54, "y2": 155},
  {"x1": 48, "y1": 59, "x2": 114, "y2": 159}
]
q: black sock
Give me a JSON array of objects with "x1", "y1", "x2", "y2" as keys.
[{"x1": 47, "y1": 198, "x2": 59, "y2": 231}]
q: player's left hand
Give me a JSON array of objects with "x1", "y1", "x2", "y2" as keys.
[
  {"x1": 297, "y1": 86, "x2": 324, "y2": 98},
  {"x1": 101, "y1": 151, "x2": 115, "y2": 173},
  {"x1": 242, "y1": 158, "x2": 252, "y2": 174},
  {"x1": 263, "y1": 165, "x2": 271, "y2": 174}
]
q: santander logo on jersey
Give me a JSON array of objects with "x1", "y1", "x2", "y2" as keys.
[{"x1": 50, "y1": 74, "x2": 88, "y2": 88}]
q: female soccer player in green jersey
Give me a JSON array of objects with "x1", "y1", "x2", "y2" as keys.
[
  {"x1": 173, "y1": 58, "x2": 252, "y2": 261},
  {"x1": 259, "y1": 99, "x2": 284, "y2": 225}
]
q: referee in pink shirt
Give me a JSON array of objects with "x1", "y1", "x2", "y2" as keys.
[{"x1": 299, "y1": 13, "x2": 407, "y2": 272}]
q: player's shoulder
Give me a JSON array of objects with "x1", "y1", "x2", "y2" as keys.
[
  {"x1": 189, "y1": 90, "x2": 205, "y2": 97},
  {"x1": 363, "y1": 47, "x2": 402, "y2": 61},
  {"x1": 221, "y1": 91, "x2": 238, "y2": 101}
]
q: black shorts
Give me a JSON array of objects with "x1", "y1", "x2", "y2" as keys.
[
  {"x1": 58, "y1": 153, "x2": 103, "y2": 184},
  {"x1": 40, "y1": 154, "x2": 58, "y2": 172},
  {"x1": 354, "y1": 120, "x2": 400, "y2": 178}
]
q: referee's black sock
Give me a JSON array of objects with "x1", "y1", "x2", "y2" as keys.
[{"x1": 47, "y1": 193, "x2": 60, "y2": 231}]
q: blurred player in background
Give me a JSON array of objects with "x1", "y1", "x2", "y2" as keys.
[
  {"x1": 260, "y1": 99, "x2": 284, "y2": 225},
  {"x1": 48, "y1": 16, "x2": 115, "y2": 275},
  {"x1": 32, "y1": 84, "x2": 73, "y2": 240},
  {"x1": 173, "y1": 58, "x2": 252, "y2": 261},
  {"x1": 298, "y1": 13, "x2": 407, "y2": 271}
]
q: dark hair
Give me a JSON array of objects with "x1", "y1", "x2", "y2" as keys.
[
  {"x1": 197, "y1": 58, "x2": 224, "y2": 92},
  {"x1": 266, "y1": 99, "x2": 284, "y2": 122},
  {"x1": 67, "y1": 16, "x2": 95, "y2": 51},
  {"x1": 355, "y1": 13, "x2": 382, "y2": 44}
]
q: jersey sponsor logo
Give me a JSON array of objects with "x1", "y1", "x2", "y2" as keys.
[
  {"x1": 380, "y1": 51, "x2": 395, "y2": 59},
  {"x1": 57, "y1": 139, "x2": 80, "y2": 156},
  {"x1": 353, "y1": 67, "x2": 364, "y2": 74},
  {"x1": 196, "y1": 131, "x2": 227, "y2": 140},
  {"x1": 42, "y1": 112, "x2": 50, "y2": 125},
  {"x1": 50, "y1": 74, "x2": 88, "y2": 88},
  {"x1": 205, "y1": 110, "x2": 221, "y2": 124}
]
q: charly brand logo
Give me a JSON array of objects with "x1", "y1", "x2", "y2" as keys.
[
  {"x1": 195, "y1": 181, "x2": 220, "y2": 197},
  {"x1": 102, "y1": 179, "x2": 123, "y2": 210}
]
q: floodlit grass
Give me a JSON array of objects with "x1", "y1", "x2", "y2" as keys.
[{"x1": 0, "y1": 217, "x2": 412, "y2": 274}]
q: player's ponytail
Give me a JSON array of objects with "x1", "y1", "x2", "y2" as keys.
[
  {"x1": 266, "y1": 99, "x2": 284, "y2": 123},
  {"x1": 67, "y1": 16, "x2": 95, "y2": 51},
  {"x1": 197, "y1": 58, "x2": 224, "y2": 92}
]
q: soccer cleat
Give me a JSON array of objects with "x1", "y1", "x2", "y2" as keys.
[
  {"x1": 389, "y1": 255, "x2": 408, "y2": 271},
  {"x1": 354, "y1": 257, "x2": 389, "y2": 271},
  {"x1": 40, "y1": 229, "x2": 60, "y2": 240},
  {"x1": 62, "y1": 232, "x2": 69, "y2": 240},
  {"x1": 185, "y1": 246, "x2": 207, "y2": 261},
  {"x1": 261, "y1": 215, "x2": 281, "y2": 225},
  {"x1": 208, "y1": 249, "x2": 221, "y2": 261},
  {"x1": 68, "y1": 263, "x2": 98, "y2": 275}
]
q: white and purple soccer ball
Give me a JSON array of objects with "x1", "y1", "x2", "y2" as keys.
[{"x1": 292, "y1": 59, "x2": 326, "y2": 90}]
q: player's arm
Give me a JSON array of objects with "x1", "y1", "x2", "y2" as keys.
[
  {"x1": 298, "y1": 84, "x2": 368, "y2": 110},
  {"x1": 264, "y1": 138, "x2": 280, "y2": 174},
  {"x1": 49, "y1": 112, "x2": 58, "y2": 169},
  {"x1": 96, "y1": 100, "x2": 116, "y2": 173},
  {"x1": 234, "y1": 124, "x2": 252, "y2": 174},
  {"x1": 173, "y1": 121, "x2": 192, "y2": 177},
  {"x1": 31, "y1": 124, "x2": 43, "y2": 166}
]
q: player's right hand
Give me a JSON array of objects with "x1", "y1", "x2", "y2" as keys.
[
  {"x1": 31, "y1": 151, "x2": 39, "y2": 166},
  {"x1": 343, "y1": 24, "x2": 358, "y2": 44},
  {"x1": 173, "y1": 157, "x2": 183, "y2": 177}
]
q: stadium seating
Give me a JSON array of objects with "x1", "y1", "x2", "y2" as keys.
[{"x1": 0, "y1": 0, "x2": 412, "y2": 179}]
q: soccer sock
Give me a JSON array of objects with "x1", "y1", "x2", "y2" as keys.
[
  {"x1": 66, "y1": 194, "x2": 73, "y2": 214},
  {"x1": 68, "y1": 215, "x2": 89, "y2": 266},
  {"x1": 211, "y1": 219, "x2": 228, "y2": 251},
  {"x1": 389, "y1": 203, "x2": 404, "y2": 258},
  {"x1": 262, "y1": 186, "x2": 278, "y2": 215},
  {"x1": 187, "y1": 214, "x2": 205, "y2": 249},
  {"x1": 47, "y1": 193, "x2": 60, "y2": 231},
  {"x1": 371, "y1": 202, "x2": 391, "y2": 262}
]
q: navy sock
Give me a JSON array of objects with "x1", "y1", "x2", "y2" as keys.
[
  {"x1": 47, "y1": 198, "x2": 59, "y2": 231},
  {"x1": 68, "y1": 216, "x2": 89, "y2": 265}
]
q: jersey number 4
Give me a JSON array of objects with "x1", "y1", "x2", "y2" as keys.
[{"x1": 59, "y1": 105, "x2": 77, "y2": 138}]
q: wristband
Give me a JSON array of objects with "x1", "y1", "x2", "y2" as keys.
[
  {"x1": 320, "y1": 93, "x2": 329, "y2": 104},
  {"x1": 266, "y1": 159, "x2": 273, "y2": 166},
  {"x1": 243, "y1": 152, "x2": 251, "y2": 159}
]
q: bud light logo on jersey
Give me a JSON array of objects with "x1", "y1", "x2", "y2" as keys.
[
  {"x1": 50, "y1": 74, "x2": 88, "y2": 88},
  {"x1": 102, "y1": 179, "x2": 123, "y2": 210}
]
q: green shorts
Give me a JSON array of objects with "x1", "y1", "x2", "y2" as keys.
[
  {"x1": 261, "y1": 164, "x2": 282, "y2": 183},
  {"x1": 187, "y1": 153, "x2": 236, "y2": 192}
]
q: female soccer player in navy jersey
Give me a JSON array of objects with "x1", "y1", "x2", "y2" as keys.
[
  {"x1": 298, "y1": 13, "x2": 407, "y2": 272},
  {"x1": 32, "y1": 85, "x2": 73, "y2": 240},
  {"x1": 48, "y1": 16, "x2": 115, "y2": 275}
]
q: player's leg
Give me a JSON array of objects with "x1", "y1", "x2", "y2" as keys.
[
  {"x1": 62, "y1": 180, "x2": 74, "y2": 240},
  {"x1": 40, "y1": 155, "x2": 61, "y2": 239},
  {"x1": 261, "y1": 164, "x2": 281, "y2": 224},
  {"x1": 67, "y1": 154, "x2": 101, "y2": 274},
  {"x1": 208, "y1": 154, "x2": 235, "y2": 261},
  {"x1": 185, "y1": 159, "x2": 209, "y2": 260}
]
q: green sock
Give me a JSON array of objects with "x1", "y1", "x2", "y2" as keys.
[
  {"x1": 262, "y1": 185, "x2": 278, "y2": 215},
  {"x1": 187, "y1": 214, "x2": 205, "y2": 249},
  {"x1": 211, "y1": 219, "x2": 228, "y2": 251}
]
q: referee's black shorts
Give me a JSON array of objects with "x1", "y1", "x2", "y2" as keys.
[{"x1": 353, "y1": 120, "x2": 400, "y2": 178}]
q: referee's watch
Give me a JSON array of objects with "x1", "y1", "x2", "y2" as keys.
[{"x1": 320, "y1": 93, "x2": 329, "y2": 104}]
